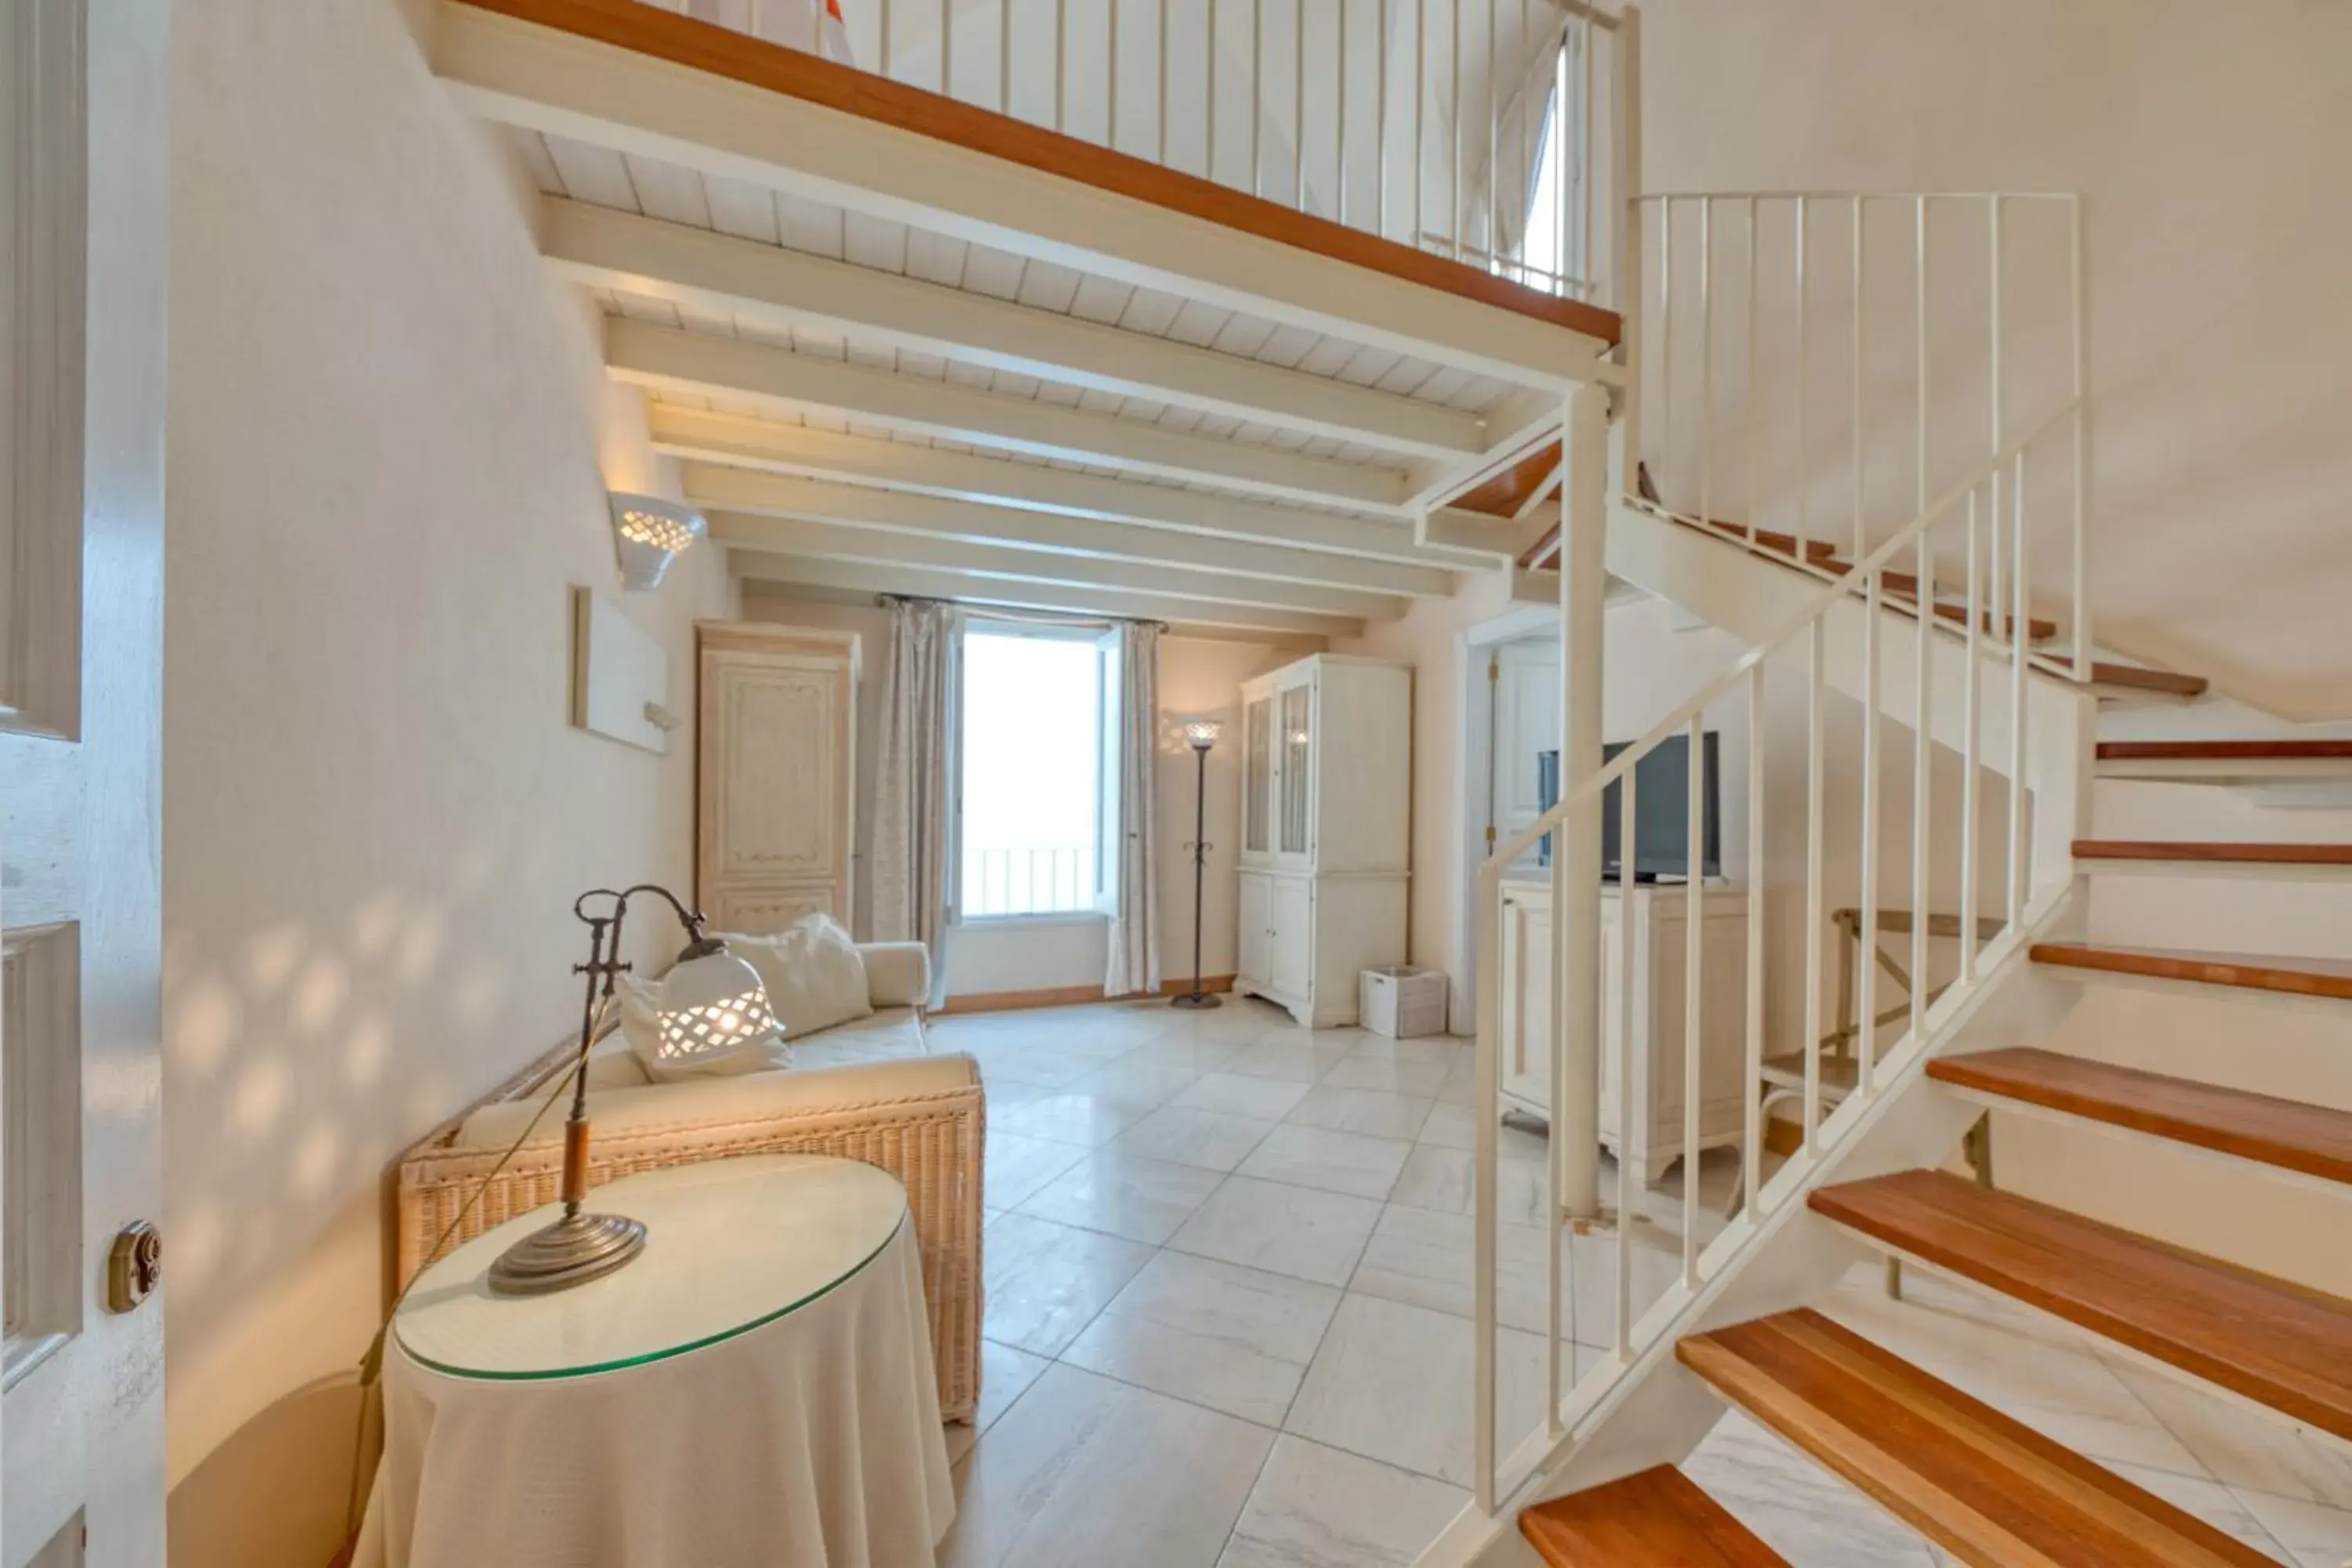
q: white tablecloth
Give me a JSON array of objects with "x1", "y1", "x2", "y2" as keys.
[{"x1": 354, "y1": 1217, "x2": 954, "y2": 1567}]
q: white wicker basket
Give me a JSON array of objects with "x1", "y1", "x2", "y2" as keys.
[{"x1": 1360, "y1": 965, "x2": 1449, "y2": 1039}]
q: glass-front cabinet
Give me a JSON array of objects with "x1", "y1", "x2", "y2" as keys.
[
  {"x1": 1243, "y1": 694, "x2": 1272, "y2": 857},
  {"x1": 1239, "y1": 669, "x2": 1316, "y2": 870},
  {"x1": 1230, "y1": 654, "x2": 1413, "y2": 1028}
]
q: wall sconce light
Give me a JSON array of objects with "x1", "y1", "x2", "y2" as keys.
[{"x1": 608, "y1": 493, "x2": 707, "y2": 591}]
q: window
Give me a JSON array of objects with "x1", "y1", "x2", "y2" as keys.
[
  {"x1": 1516, "y1": 39, "x2": 1588, "y2": 299},
  {"x1": 956, "y1": 623, "x2": 1123, "y2": 920}
]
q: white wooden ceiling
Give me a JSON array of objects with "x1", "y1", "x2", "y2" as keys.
[{"x1": 441, "y1": 0, "x2": 1598, "y2": 636}]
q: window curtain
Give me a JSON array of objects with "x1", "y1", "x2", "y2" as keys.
[
  {"x1": 1104, "y1": 620, "x2": 1161, "y2": 997},
  {"x1": 873, "y1": 597, "x2": 959, "y2": 1008}
]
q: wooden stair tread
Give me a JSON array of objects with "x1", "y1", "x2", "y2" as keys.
[
  {"x1": 2099, "y1": 739, "x2": 2352, "y2": 760},
  {"x1": 1809, "y1": 1171, "x2": 2352, "y2": 1441},
  {"x1": 2075, "y1": 839, "x2": 2352, "y2": 868},
  {"x1": 1519, "y1": 1465, "x2": 1789, "y2": 1566},
  {"x1": 1703, "y1": 519, "x2": 1842, "y2": 562},
  {"x1": 1679, "y1": 1308, "x2": 2278, "y2": 1566},
  {"x1": 2031, "y1": 942, "x2": 2352, "y2": 1001},
  {"x1": 2080, "y1": 663, "x2": 2211, "y2": 699},
  {"x1": 1928, "y1": 1046, "x2": 2352, "y2": 1183}
]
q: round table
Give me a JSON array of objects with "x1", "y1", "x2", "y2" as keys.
[{"x1": 354, "y1": 1155, "x2": 956, "y2": 1568}]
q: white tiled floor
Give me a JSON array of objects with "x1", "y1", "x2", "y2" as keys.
[{"x1": 931, "y1": 997, "x2": 2352, "y2": 1567}]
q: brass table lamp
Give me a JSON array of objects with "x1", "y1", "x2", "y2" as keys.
[{"x1": 487, "y1": 884, "x2": 779, "y2": 1295}]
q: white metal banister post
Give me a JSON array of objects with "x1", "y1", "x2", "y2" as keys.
[{"x1": 1555, "y1": 377, "x2": 1611, "y2": 1221}]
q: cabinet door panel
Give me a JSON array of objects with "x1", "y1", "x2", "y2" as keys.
[
  {"x1": 1243, "y1": 696, "x2": 1272, "y2": 857},
  {"x1": 1501, "y1": 894, "x2": 1553, "y2": 1109},
  {"x1": 711, "y1": 882, "x2": 839, "y2": 935},
  {"x1": 1270, "y1": 879, "x2": 1313, "y2": 997},
  {"x1": 1238, "y1": 873, "x2": 1271, "y2": 983},
  {"x1": 713, "y1": 656, "x2": 844, "y2": 882}
]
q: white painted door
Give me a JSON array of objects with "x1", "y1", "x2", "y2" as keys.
[
  {"x1": 697, "y1": 624, "x2": 860, "y2": 934},
  {"x1": 2, "y1": 0, "x2": 172, "y2": 1561},
  {"x1": 1489, "y1": 637, "x2": 1561, "y2": 872},
  {"x1": 1269, "y1": 880, "x2": 1313, "y2": 1000},
  {"x1": 1236, "y1": 873, "x2": 1270, "y2": 987}
]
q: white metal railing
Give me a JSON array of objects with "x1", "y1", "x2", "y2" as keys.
[
  {"x1": 1468, "y1": 392, "x2": 2089, "y2": 1514},
  {"x1": 961, "y1": 844, "x2": 1098, "y2": 916},
  {"x1": 1625, "y1": 191, "x2": 2089, "y2": 678},
  {"x1": 638, "y1": 0, "x2": 1632, "y2": 306}
]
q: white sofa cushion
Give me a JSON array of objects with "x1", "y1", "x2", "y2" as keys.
[
  {"x1": 724, "y1": 917, "x2": 875, "y2": 1043},
  {"x1": 456, "y1": 1046, "x2": 974, "y2": 1152}
]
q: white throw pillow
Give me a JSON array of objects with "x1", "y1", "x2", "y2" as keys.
[
  {"x1": 722, "y1": 916, "x2": 876, "y2": 1042},
  {"x1": 616, "y1": 972, "x2": 794, "y2": 1084}
]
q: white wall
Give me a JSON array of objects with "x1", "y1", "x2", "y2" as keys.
[
  {"x1": 161, "y1": 2, "x2": 732, "y2": 1562},
  {"x1": 1636, "y1": 0, "x2": 2352, "y2": 719}
]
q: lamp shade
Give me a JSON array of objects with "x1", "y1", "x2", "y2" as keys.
[
  {"x1": 608, "y1": 493, "x2": 708, "y2": 592},
  {"x1": 652, "y1": 946, "x2": 780, "y2": 1064},
  {"x1": 1181, "y1": 718, "x2": 1223, "y2": 750}
]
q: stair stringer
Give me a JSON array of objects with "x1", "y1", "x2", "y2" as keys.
[
  {"x1": 1604, "y1": 497, "x2": 2094, "y2": 815},
  {"x1": 1417, "y1": 886, "x2": 2093, "y2": 1568}
]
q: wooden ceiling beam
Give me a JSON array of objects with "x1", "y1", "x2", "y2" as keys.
[
  {"x1": 544, "y1": 198, "x2": 1490, "y2": 463},
  {"x1": 605, "y1": 318, "x2": 1410, "y2": 510},
  {"x1": 682, "y1": 465, "x2": 1454, "y2": 597}
]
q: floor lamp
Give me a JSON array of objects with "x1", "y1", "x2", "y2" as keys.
[{"x1": 1171, "y1": 719, "x2": 1223, "y2": 1009}]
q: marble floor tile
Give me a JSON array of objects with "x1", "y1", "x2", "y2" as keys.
[
  {"x1": 1386, "y1": 1144, "x2": 1551, "y2": 1226},
  {"x1": 989, "y1": 1086, "x2": 1160, "y2": 1146},
  {"x1": 1283, "y1": 1293, "x2": 1548, "y2": 1488},
  {"x1": 1215, "y1": 1039, "x2": 1359, "y2": 1083},
  {"x1": 1285, "y1": 1084, "x2": 1435, "y2": 1140},
  {"x1": 1413, "y1": 1102, "x2": 1478, "y2": 1149},
  {"x1": 1170, "y1": 1071, "x2": 1315, "y2": 1122},
  {"x1": 1341, "y1": 1036, "x2": 1465, "y2": 1067},
  {"x1": 1167, "y1": 1176, "x2": 1385, "y2": 1287},
  {"x1": 960, "y1": 1042, "x2": 1112, "y2": 1090},
  {"x1": 1109, "y1": 1105, "x2": 1280, "y2": 1173},
  {"x1": 1348, "y1": 1203, "x2": 1555, "y2": 1334},
  {"x1": 982, "y1": 1211, "x2": 1156, "y2": 1356},
  {"x1": 2107, "y1": 1358, "x2": 2352, "y2": 1510},
  {"x1": 940, "y1": 1363, "x2": 1274, "y2": 1568},
  {"x1": 1235, "y1": 1124, "x2": 1413, "y2": 1200},
  {"x1": 945, "y1": 1338, "x2": 1053, "y2": 1464},
  {"x1": 2229, "y1": 1484, "x2": 2352, "y2": 1567},
  {"x1": 1318, "y1": 1052, "x2": 1452, "y2": 1098},
  {"x1": 1018, "y1": 1149, "x2": 1228, "y2": 1244},
  {"x1": 1685, "y1": 1409, "x2": 1940, "y2": 1566},
  {"x1": 1217, "y1": 1435, "x2": 1469, "y2": 1568},
  {"x1": 1433, "y1": 1055, "x2": 1478, "y2": 1105},
  {"x1": 1071, "y1": 1057, "x2": 1208, "y2": 1105},
  {"x1": 1119, "y1": 1035, "x2": 1250, "y2": 1076},
  {"x1": 1062, "y1": 1250, "x2": 1340, "y2": 1427},
  {"x1": 983, "y1": 1131, "x2": 1089, "y2": 1209}
]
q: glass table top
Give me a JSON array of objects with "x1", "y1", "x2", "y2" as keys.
[{"x1": 394, "y1": 1154, "x2": 908, "y2": 1381}]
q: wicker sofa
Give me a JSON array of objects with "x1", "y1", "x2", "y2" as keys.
[{"x1": 391, "y1": 941, "x2": 985, "y2": 1421}]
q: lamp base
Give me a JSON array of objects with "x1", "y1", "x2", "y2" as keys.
[
  {"x1": 1169, "y1": 991, "x2": 1222, "y2": 1011},
  {"x1": 486, "y1": 1210, "x2": 647, "y2": 1296}
]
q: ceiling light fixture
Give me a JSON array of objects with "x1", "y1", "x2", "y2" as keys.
[{"x1": 608, "y1": 492, "x2": 707, "y2": 591}]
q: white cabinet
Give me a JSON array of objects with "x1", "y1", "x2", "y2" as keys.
[
  {"x1": 1232, "y1": 655, "x2": 1411, "y2": 1027},
  {"x1": 1498, "y1": 878, "x2": 1749, "y2": 1185},
  {"x1": 697, "y1": 622, "x2": 860, "y2": 933}
]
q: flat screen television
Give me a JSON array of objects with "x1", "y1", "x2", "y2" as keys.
[
  {"x1": 1601, "y1": 731, "x2": 1721, "y2": 881},
  {"x1": 1536, "y1": 733, "x2": 1723, "y2": 880}
]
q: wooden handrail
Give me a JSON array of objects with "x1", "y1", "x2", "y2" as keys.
[{"x1": 451, "y1": 0, "x2": 1624, "y2": 346}]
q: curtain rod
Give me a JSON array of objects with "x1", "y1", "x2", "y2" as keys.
[{"x1": 873, "y1": 593, "x2": 1166, "y2": 633}]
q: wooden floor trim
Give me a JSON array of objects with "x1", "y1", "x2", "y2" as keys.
[
  {"x1": 2074, "y1": 839, "x2": 2352, "y2": 868},
  {"x1": 1680, "y1": 1308, "x2": 2278, "y2": 1566},
  {"x1": 450, "y1": 0, "x2": 1622, "y2": 344},
  {"x1": 938, "y1": 974, "x2": 1237, "y2": 1017},
  {"x1": 1519, "y1": 1465, "x2": 1791, "y2": 1566},
  {"x1": 2098, "y1": 739, "x2": 2352, "y2": 761},
  {"x1": 1809, "y1": 1170, "x2": 2352, "y2": 1442},
  {"x1": 2031, "y1": 942, "x2": 2352, "y2": 1002},
  {"x1": 1929, "y1": 1046, "x2": 2352, "y2": 1185}
]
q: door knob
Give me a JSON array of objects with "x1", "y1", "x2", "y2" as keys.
[{"x1": 107, "y1": 1221, "x2": 162, "y2": 1312}]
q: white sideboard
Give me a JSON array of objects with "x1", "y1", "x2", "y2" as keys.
[
  {"x1": 1497, "y1": 877, "x2": 1749, "y2": 1185},
  {"x1": 1234, "y1": 654, "x2": 1411, "y2": 1027}
]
